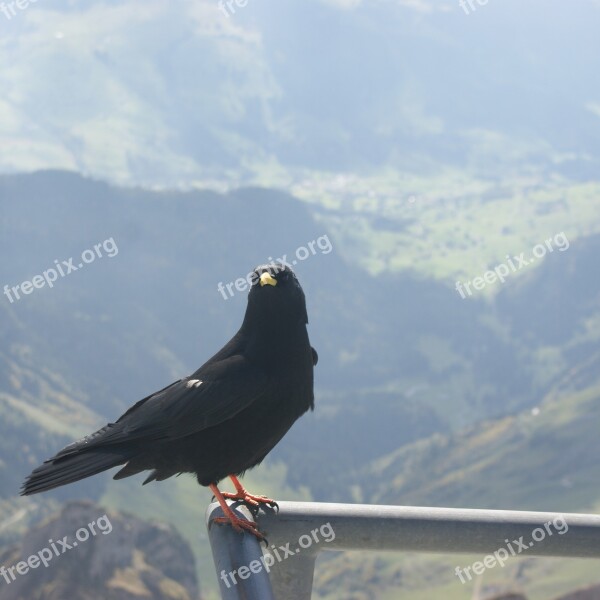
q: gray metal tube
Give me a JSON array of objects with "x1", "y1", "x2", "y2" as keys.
[
  {"x1": 256, "y1": 502, "x2": 600, "y2": 557},
  {"x1": 207, "y1": 501, "x2": 600, "y2": 600}
]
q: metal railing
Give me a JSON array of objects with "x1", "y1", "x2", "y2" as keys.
[{"x1": 206, "y1": 501, "x2": 600, "y2": 599}]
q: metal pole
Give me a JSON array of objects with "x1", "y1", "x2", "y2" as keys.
[{"x1": 207, "y1": 501, "x2": 600, "y2": 600}]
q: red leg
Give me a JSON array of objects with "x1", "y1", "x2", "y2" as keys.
[
  {"x1": 221, "y1": 475, "x2": 277, "y2": 508},
  {"x1": 209, "y1": 483, "x2": 265, "y2": 540}
]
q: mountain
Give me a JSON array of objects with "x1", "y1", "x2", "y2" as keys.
[
  {"x1": 3, "y1": 0, "x2": 600, "y2": 597},
  {"x1": 2, "y1": 171, "x2": 600, "y2": 598},
  {"x1": 1, "y1": 1, "x2": 600, "y2": 185},
  {"x1": 0, "y1": 501, "x2": 199, "y2": 600}
]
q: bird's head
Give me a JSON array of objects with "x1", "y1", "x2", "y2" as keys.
[{"x1": 245, "y1": 262, "x2": 309, "y2": 328}]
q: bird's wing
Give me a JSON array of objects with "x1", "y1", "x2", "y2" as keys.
[{"x1": 61, "y1": 355, "x2": 269, "y2": 453}]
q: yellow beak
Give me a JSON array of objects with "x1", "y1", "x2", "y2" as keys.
[{"x1": 259, "y1": 272, "x2": 277, "y2": 287}]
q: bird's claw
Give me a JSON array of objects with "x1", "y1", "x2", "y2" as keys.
[
  {"x1": 222, "y1": 491, "x2": 278, "y2": 510},
  {"x1": 213, "y1": 515, "x2": 266, "y2": 541},
  {"x1": 248, "y1": 499, "x2": 278, "y2": 514}
]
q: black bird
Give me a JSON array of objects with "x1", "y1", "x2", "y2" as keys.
[{"x1": 21, "y1": 263, "x2": 317, "y2": 538}]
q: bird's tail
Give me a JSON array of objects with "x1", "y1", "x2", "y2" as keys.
[{"x1": 21, "y1": 449, "x2": 127, "y2": 496}]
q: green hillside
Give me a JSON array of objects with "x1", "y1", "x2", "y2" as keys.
[{"x1": 1, "y1": 172, "x2": 600, "y2": 598}]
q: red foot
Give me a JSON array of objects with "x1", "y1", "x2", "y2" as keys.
[
  {"x1": 213, "y1": 515, "x2": 265, "y2": 540},
  {"x1": 223, "y1": 475, "x2": 278, "y2": 509},
  {"x1": 222, "y1": 490, "x2": 277, "y2": 507},
  {"x1": 209, "y1": 481, "x2": 267, "y2": 540}
]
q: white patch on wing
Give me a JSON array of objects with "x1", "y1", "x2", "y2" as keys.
[{"x1": 186, "y1": 379, "x2": 203, "y2": 388}]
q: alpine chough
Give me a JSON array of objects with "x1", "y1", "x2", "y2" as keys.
[{"x1": 21, "y1": 263, "x2": 317, "y2": 538}]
